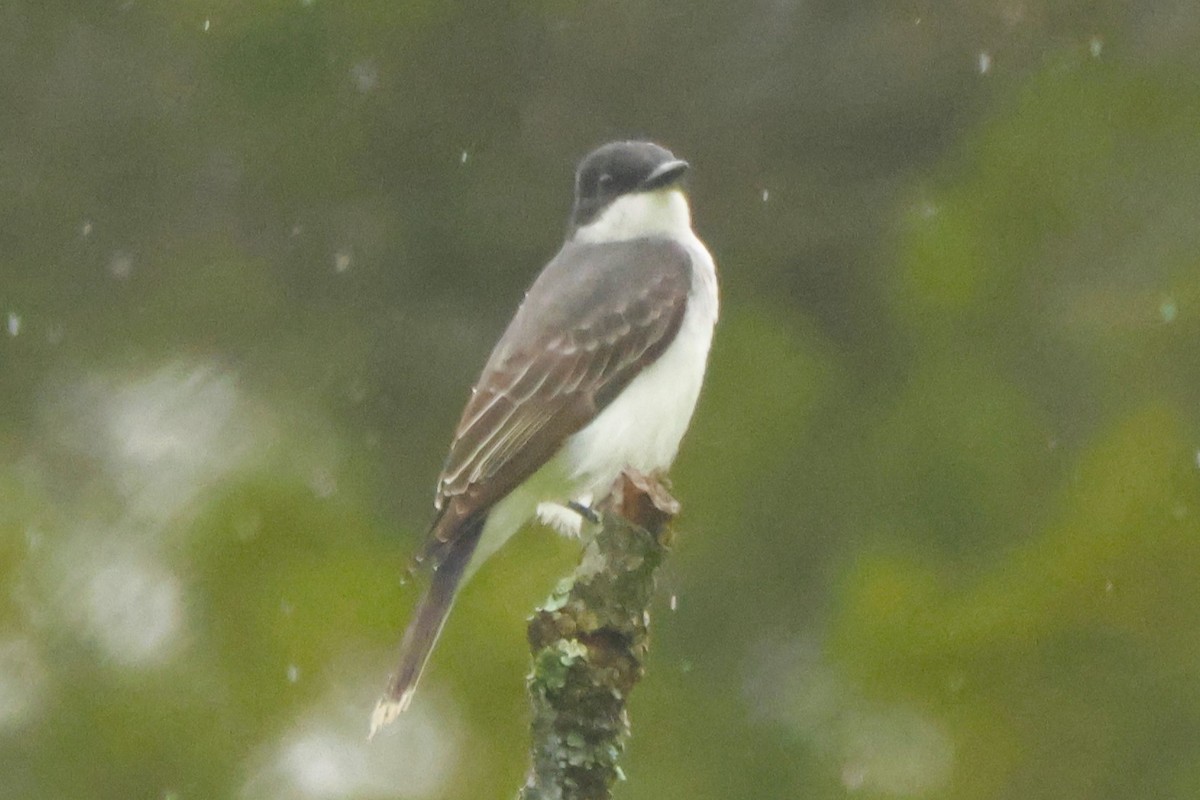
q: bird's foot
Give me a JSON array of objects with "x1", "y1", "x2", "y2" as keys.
[
  {"x1": 566, "y1": 500, "x2": 601, "y2": 524},
  {"x1": 536, "y1": 496, "x2": 598, "y2": 538}
]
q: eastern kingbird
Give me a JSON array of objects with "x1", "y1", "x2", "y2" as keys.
[{"x1": 371, "y1": 140, "x2": 719, "y2": 734}]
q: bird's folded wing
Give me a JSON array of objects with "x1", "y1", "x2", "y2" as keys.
[{"x1": 419, "y1": 238, "x2": 692, "y2": 564}]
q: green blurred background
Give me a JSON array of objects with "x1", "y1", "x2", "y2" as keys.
[{"x1": 3, "y1": 2, "x2": 1200, "y2": 798}]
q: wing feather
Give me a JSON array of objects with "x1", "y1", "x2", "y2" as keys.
[{"x1": 421, "y1": 238, "x2": 691, "y2": 562}]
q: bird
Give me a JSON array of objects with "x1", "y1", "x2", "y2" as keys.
[{"x1": 371, "y1": 140, "x2": 719, "y2": 735}]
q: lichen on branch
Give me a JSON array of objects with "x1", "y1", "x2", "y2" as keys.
[{"x1": 519, "y1": 470, "x2": 679, "y2": 800}]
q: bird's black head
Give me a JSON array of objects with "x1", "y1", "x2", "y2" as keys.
[{"x1": 570, "y1": 141, "x2": 690, "y2": 230}]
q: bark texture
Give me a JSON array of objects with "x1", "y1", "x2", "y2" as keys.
[{"x1": 518, "y1": 470, "x2": 679, "y2": 800}]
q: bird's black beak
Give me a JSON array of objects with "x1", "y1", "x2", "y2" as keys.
[{"x1": 640, "y1": 159, "x2": 690, "y2": 190}]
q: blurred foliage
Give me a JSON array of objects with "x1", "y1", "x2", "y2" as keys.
[{"x1": 3, "y1": 1, "x2": 1200, "y2": 799}]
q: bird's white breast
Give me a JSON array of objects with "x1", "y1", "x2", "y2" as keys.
[{"x1": 563, "y1": 230, "x2": 718, "y2": 496}]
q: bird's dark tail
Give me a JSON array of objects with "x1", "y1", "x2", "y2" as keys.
[{"x1": 370, "y1": 516, "x2": 484, "y2": 738}]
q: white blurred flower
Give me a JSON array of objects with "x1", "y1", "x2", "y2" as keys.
[
  {"x1": 0, "y1": 637, "x2": 48, "y2": 732},
  {"x1": 242, "y1": 688, "x2": 461, "y2": 799},
  {"x1": 744, "y1": 635, "x2": 955, "y2": 796},
  {"x1": 51, "y1": 538, "x2": 186, "y2": 668},
  {"x1": 45, "y1": 360, "x2": 279, "y2": 527},
  {"x1": 839, "y1": 706, "x2": 954, "y2": 795}
]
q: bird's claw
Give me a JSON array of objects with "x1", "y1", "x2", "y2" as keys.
[{"x1": 567, "y1": 500, "x2": 601, "y2": 524}]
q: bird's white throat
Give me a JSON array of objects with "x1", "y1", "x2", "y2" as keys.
[{"x1": 574, "y1": 188, "x2": 693, "y2": 243}]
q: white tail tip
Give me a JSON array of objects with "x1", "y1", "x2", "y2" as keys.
[{"x1": 367, "y1": 690, "x2": 414, "y2": 740}]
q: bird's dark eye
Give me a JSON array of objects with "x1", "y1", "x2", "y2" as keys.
[{"x1": 597, "y1": 173, "x2": 614, "y2": 190}]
